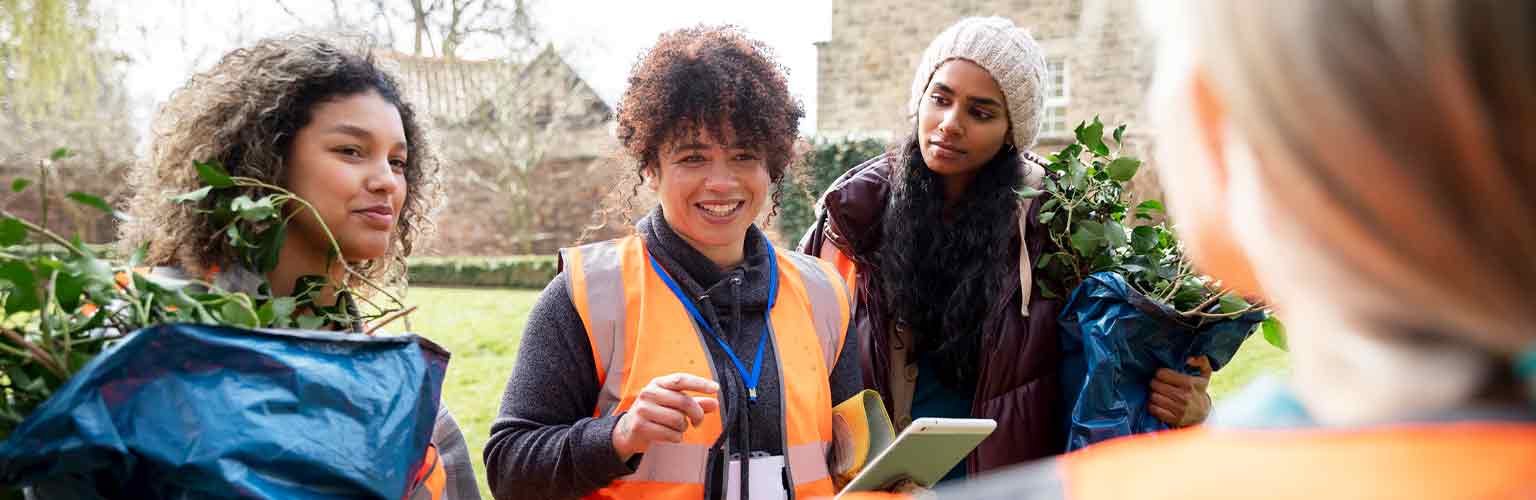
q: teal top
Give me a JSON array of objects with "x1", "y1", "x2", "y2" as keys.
[
  {"x1": 1211, "y1": 376, "x2": 1536, "y2": 429},
  {"x1": 910, "y1": 353, "x2": 975, "y2": 484}
]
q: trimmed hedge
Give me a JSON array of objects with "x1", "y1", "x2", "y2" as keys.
[
  {"x1": 9, "y1": 248, "x2": 558, "y2": 290},
  {"x1": 406, "y1": 255, "x2": 559, "y2": 289}
]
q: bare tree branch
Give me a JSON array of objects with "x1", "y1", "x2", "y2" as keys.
[
  {"x1": 367, "y1": 0, "x2": 398, "y2": 47},
  {"x1": 274, "y1": 0, "x2": 307, "y2": 23},
  {"x1": 409, "y1": 0, "x2": 432, "y2": 55}
]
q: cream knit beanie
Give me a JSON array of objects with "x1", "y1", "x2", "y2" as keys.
[{"x1": 908, "y1": 16, "x2": 1048, "y2": 149}]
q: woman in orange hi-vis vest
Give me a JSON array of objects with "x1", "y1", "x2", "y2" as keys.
[
  {"x1": 483, "y1": 25, "x2": 863, "y2": 500},
  {"x1": 115, "y1": 35, "x2": 477, "y2": 500},
  {"x1": 843, "y1": 1, "x2": 1536, "y2": 499}
]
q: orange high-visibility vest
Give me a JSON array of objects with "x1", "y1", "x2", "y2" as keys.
[
  {"x1": 562, "y1": 235, "x2": 853, "y2": 500},
  {"x1": 405, "y1": 444, "x2": 447, "y2": 500},
  {"x1": 839, "y1": 423, "x2": 1536, "y2": 500},
  {"x1": 817, "y1": 240, "x2": 858, "y2": 293},
  {"x1": 1060, "y1": 423, "x2": 1536, "y2": 500}
]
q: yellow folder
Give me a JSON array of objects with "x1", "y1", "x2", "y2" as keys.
[{"x1": 829, "y1": 389, "x2": 896, "y2": 488}]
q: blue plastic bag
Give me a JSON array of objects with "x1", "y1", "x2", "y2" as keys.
[
  {"x1": 0, "y1": 324, "x2": 449, "y2": 499},
  {"x1": 1059, "y1": 272, "x2": 1262, "y2": 451}
]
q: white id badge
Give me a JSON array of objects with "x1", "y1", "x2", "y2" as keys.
[{"x1": 725, "y1": 455, "x2": 789, "y2": 500}]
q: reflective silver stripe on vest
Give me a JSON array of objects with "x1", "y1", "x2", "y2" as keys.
[
  {"x1": 621, "y1": 442, "x2": 711, "y2": 483},
  {"x1": 786, "y1": 441, "x2": 832, "y2": 485},
  {"x1": 562, "y1": 240, "x2": 629, "y2": 417},
  {"x1": 780, "y1": 250, "x2": 848, "y2": 370},
  {"x1": 618, "y1": 442, "x2": 832, "y2": 486}
]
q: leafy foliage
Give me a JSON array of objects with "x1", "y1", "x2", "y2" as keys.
[
  {"x1": 1029, "y1": 118, "x2": 1278, "y2": 338},
  {"x1": 0, "y1": 156, "x2": 405, "y2": 439},
  {"x1": 774, "y1": 137, "x2": 888, "y2": 245},
  {"x1": 407, "y1": 256, "x2": 557, "y2": 289}
]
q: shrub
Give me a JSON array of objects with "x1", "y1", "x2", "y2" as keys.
[
  {"x1": 773, "y1": 137, "x2": 888, "y2": 245},
  {"x1": 406, "y1": 256, "x2": 559, "y2": 289}
]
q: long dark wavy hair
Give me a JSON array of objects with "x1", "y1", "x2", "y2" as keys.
[{"x1": 877, "y1": 134, "x2": 1024, "y2": 390}]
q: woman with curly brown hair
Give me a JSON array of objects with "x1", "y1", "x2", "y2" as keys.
[
  {"x1": 484, "y1": 25, "x2": 861, "y2": 500},
  {"x1": 121, "y1": 35, "x2": 439, "y2": 300},
  {"x1": 118, "y1": 34, "x2": 477, "y2": 500}
]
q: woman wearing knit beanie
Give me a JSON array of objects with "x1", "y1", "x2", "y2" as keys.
[
  {"x1": 847, "y1": 1, "x2": 1536, "y2": 497},
  {"x1": 798, "y1": 16, "x2": 1214, "y2": 480}
]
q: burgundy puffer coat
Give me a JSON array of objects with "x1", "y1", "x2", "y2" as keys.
[{"x1": 797, "y1": 152, "x2": 1067, "y2": 474}]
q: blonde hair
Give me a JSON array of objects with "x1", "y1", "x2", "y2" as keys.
[
  {"x1": 1175, "y1": 1, "x2": 1535, "y2": 354},
  {"x1": 119, "y1": 34, "x2": 442, "y2": 289}
]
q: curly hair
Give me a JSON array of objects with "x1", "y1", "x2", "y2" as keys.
[
  {"x1": 606, "y1": 24, "x2": 804, "y2": 225},
  {"x1": 878, "y1": 134, "x2": 1024, "y2": 390},
  {"x1": 119, "y1": 34, "x2": 441, "y2": 290}
]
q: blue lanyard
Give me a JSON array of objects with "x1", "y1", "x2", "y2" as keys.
[{"x1": 646, "y1": 240, "x2": 778, "y2": 401}]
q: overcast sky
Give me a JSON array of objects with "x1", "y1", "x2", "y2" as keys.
[{"x1": 101, "y1": 0, "x2": 833, "y2": 135}]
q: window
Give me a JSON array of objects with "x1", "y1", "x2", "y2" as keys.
[{"x1": 1043, "y1": 57, "x2": 1070, "y2": 137}]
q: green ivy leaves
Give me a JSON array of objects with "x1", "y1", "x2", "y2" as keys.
[
  {"x1": 1070, "y1": 221, "x2": 1104, "y2": 256},
  {"x1": 1029, "y1": 118, "x2": 1272, "y2": 331},
  {"x1": 0, "y1": 217, "x2": 26, "y2": 246},
  {"x1": 1076, "y1": 118, "x2": 1110, "y2": 156},
  {"x1": 1106, "y1": 157, "x2": 1141, "y2": 183},
  {"x1": 1261, "y1": 316, "x2": 1288, "y2": 351},
  {"x1": 1, "y1": 154, "x2": 405, "y2": 439},
  {"x1": 195, "y1": 160, "x2": 234, "y2": 188},
  {"x1": 0, "y1": 261, "x2": 40, "y2": 315}
]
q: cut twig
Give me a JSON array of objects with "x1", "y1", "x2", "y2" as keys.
[
  {"x1": 0, "y1": 340, "x2": 32, "y2": 358},
  {"x1": 0, "y1": 327, "x2": 68, "y2": 379},
  {"x1": 41, "y1": 269, "x2": 58, "y2": 348},
  {"x1": 1185, "y1": 305, "x2": 1265, "y2": 320},
  {"x1": 0, "y1": 208, "x2": 85, "y2": 257},
  {"x1": 1159, "y1": 261, "x2": 1194, "y2": 303},
  {"x1": 1179, "y1": 289, "x2": 1226, "y2": 317},
  {"x1": 364, "y1": 305, "x2": 417, "y2": 336},
  {"x1": 38, "y1": 160, "x2": 48, "y2": 239}
]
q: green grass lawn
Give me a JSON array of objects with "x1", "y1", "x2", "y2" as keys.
[
  {"x1": 1210, "y1": 330, "x2": 1291, "y2": 401},
  {"x1": 407, "y1": 286, "x2": 541, "y2": 499},
  {"x1": 409, "y1": 285, "x2": 1289, "y2": 497}
]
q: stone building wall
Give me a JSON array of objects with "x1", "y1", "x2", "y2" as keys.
[
  {"x1": 817, "y1": 0, "x2": 1152, "y2": 143},
  {"x1": 816, "y1": 0, "x2": 1164, "y2": 204}
]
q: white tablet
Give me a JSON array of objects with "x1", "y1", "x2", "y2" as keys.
[{"x1": 834, "y1": 418, "x2": 997, "y2": 497}]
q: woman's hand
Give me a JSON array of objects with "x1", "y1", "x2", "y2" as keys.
[
  {"x1": 882, "y1": 478, "x2": 935, "y2": 499},
  {"x1": 611, "y1": 373, "x2": 721, "y2": 461},
  {"x1": 1148, "y1": 356, "x2": 1213, "y2": 427}
]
